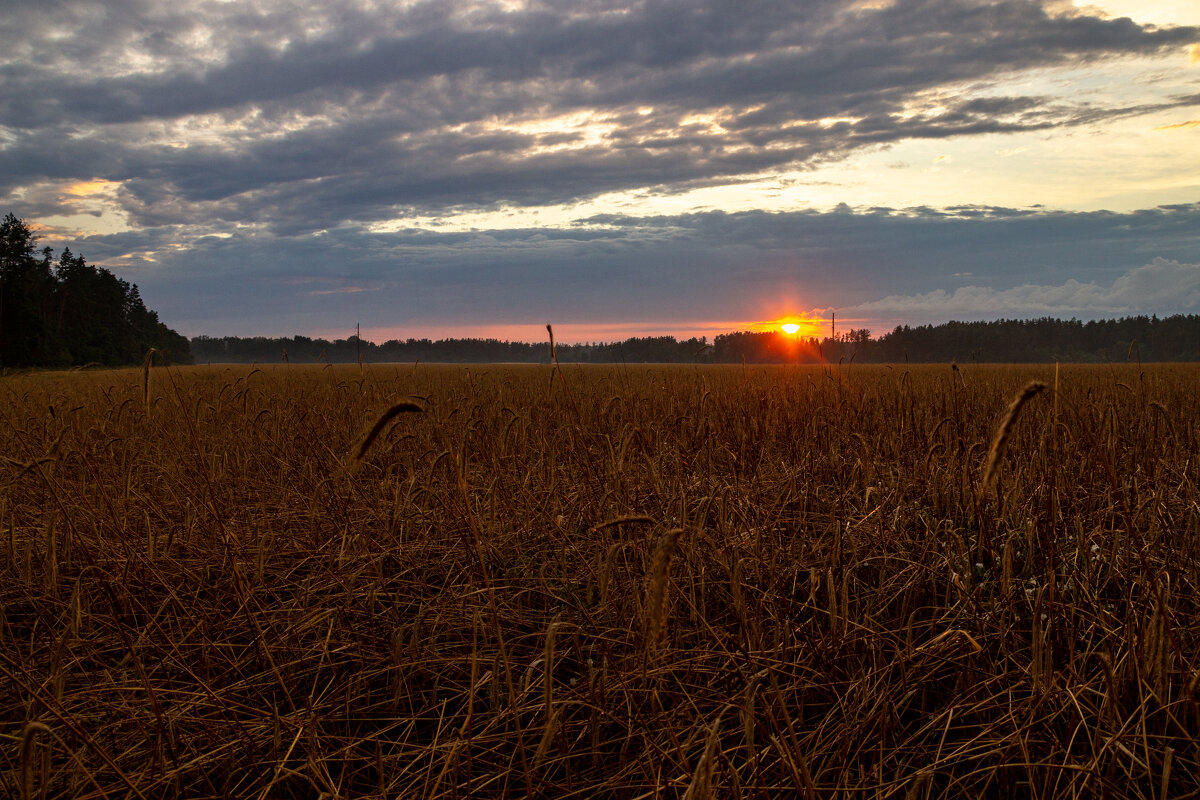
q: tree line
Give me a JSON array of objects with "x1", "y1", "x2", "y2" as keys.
[
  {"x1": 0, "y1": 214, "x2": 192, "y2": 369},
  {"x1": 190, "y1": 334, "x2": 712, "y2": 364},
  {"x1": 191, "y1": 314, "x2": 1199, "y2": 365},
  {"x1": 854, "y1": 316, "x2": 1198, "y2": 364},
  {"x1": 713, "y1": 316, "x2": 1198, "y2": 364}
]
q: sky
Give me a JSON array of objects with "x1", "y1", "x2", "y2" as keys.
[{"x1": 2, "y1": 0, "x2": 1198, "y2": 343}]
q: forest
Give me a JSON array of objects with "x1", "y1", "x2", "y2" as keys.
[
  {"x1": 191, "y1": 313, "x2": 1200, "y2": 365},
  {"x1": 0, "y1": 214, "x2": 192, "y2": 369}
]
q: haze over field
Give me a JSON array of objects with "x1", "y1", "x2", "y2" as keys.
[{"x1": 2, "y1": 0, "x2": 1198, "y2": 342}]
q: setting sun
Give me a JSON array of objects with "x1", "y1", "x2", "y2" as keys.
[{"x1": 765, "y1": 314, "x2": 826, "y2": 338}]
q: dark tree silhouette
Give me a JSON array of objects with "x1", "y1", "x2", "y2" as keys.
[
  {"x1": 0, "y1": 213, "x2": 191, "y2": 368},
  {"x1": 191, "y1": 316, "x2": 1200, "y2": 365}
]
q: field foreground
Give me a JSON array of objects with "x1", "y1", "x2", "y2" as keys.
[{"x1": 2, "y1": 362, "x2": 1199, "y2": 798}]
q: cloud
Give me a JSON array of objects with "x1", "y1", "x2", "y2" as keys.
[
  {"x1": 308, "y1": 285, "x2": 370, "y2": 296},
  {"x1": 849, "y1": 258, "x2": 1200, "y2": 323},
  {"x1": 2, "y1": 2, "x2": 1197, "y2": 339},
  {"x1": 1, "y1": 0, "x2": 1196, "y2": 232},
  {"x1": 52, "y1": 202, "x2": 1199, "y2": 336}
]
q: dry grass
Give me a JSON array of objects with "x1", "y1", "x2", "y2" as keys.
[{"x1": 1, "y1": 361, "x2": 1199, "y2": 798}]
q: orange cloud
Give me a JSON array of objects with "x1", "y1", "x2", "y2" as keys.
[
  {"x1": 1153, "y1": 120, "x2": 1200, "y2": 131},
  {"x1": 64, "y1": 179, "x2": 117, "y2": 197}
]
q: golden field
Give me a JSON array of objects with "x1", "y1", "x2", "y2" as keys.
[{"x1": 2, "y1": 362, "x2": 1198, "y2": 798}]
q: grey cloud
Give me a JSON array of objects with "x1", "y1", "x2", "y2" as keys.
[
  {"x1": 849, "y1": 259, "x2": 1200, "y2": 322},
  {"x1": 3, "y1": 0, "x2": 1198, "y2": 339},
  {"x1": 56, "y1": 203, "x2": 1200, "y2": 336},
  {"x1": 12, "y1": 81, "x2": 1178, "y2": 236},
  {"x1": 2, "y1": 0, "x2": 1196, "y2": 231}
]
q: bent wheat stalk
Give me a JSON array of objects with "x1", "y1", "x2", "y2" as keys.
[
  {"x1": 21, "y1": 721, "x2": 51, "y2": 800},
  {"x1": 980, "y1": 381, "x2": 1046, "y2": 496},
  {"x1": 355, "y1": 402, "x2": 425, "y2": 461}
]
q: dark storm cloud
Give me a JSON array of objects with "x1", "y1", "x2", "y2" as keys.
[
  {"x1": 2, "y1": 0, "x2": 1196, "y2": 230},
  {"x1": 7, "y1": 1, "x2": 1188, "y2": 125}
]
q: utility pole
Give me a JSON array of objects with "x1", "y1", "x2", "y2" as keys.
[
  {"x1": 356, "y1": 322, "x2": 361, "y2": 367},
  {"x1": 831, "y1": 311, "x2": 836, "y2": 342}
]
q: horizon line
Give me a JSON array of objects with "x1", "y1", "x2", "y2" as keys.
[{"x1": 187, "y1": 311, "x2": 1195, "y2": 347}]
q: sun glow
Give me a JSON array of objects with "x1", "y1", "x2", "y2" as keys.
[{"x1": 768, "y1": 314, "x2": 826, "y2": 338}]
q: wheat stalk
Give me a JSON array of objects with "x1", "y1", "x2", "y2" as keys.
[
  {"x1": 21, "y1": 721, "x2": 50, "y2": 800},
  {"x1": 646, "y1": 528, "x2": 684, "y2": 649},
  {"x1": 354, "y1": 401, "x2": 424, "y2": 461},
  {"x1": 682, "y1": 709, "x2": 726, "y2": 799},
  {"x1": 141, "y1": 348, "x2": 157, "y2": 411},
  {"x1": 980, "y1": 381, "x2": 1046, "y2": 496}
]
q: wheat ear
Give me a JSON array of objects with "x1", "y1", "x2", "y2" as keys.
[
  {"x1": 981, "y1": 381, "x2": 1046, "y2": 496},
  {"x1": 646, "y1": 528, "x2": 684, "y2": 647},
  {"x1": 141, "y1": 348, "x2": 157, "y2": 410},
  {"x1": 355, "y1": 402, "x2": 424, "y2": 461}
]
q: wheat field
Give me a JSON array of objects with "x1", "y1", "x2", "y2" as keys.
[{"x1": 2, "y1": 362, "x2": 1198, "y2": 798}]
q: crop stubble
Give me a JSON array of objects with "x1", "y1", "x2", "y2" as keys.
[{"x1": 1, "y1": 361, "x2": 1199, "y2": 797}]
